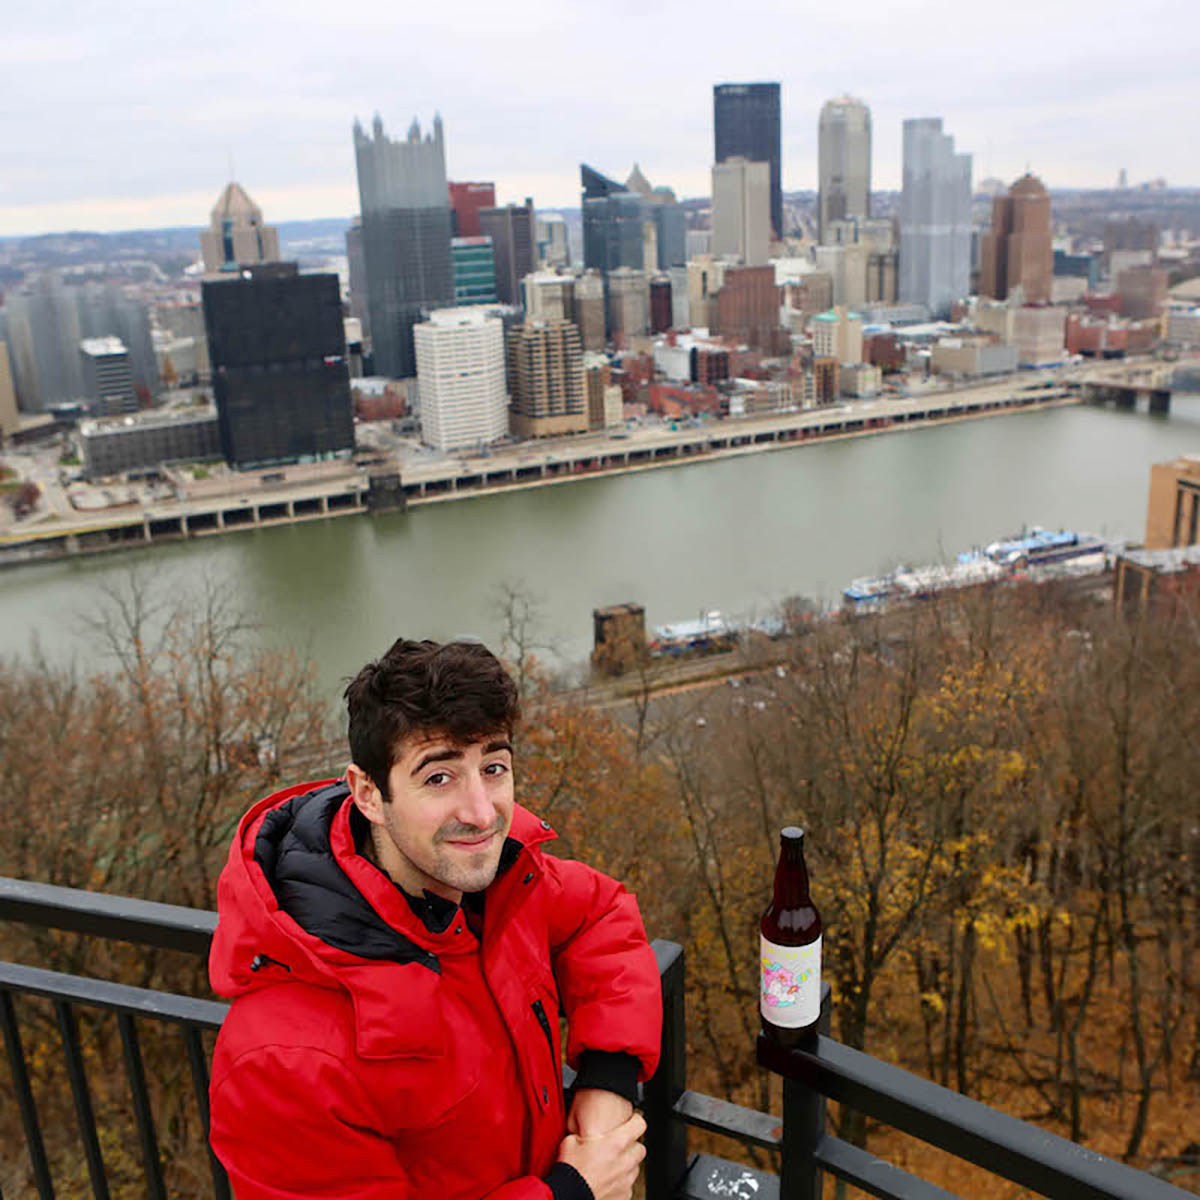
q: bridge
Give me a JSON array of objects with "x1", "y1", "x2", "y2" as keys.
[{"x1": 1081, "y1": 362, "x2": 1179, "y2": 413}]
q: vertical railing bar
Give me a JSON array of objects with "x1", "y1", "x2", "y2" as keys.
[
  {"x1": 0, "y1": 988, "x2": 56, "y2": 1199},
  {"x1": 778, "y1": 985, "x2": 831, "y2": 1200},
  {"x1": 116, "y1": 1013, "x2": 166, "y2": 1200},
  {"x1": 54, "y1": 999, "x2": 111, "y2": 1200},
  {"x1": 644, "y1": 940, "x2": 690, "y2": 1199},
  {"x1": 184, "y1": 1024, "x2": 231, "y2": 1200}
]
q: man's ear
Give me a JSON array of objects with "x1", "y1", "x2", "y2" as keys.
[{"x1": 346, "y1": 762, "x2": 385, "y2": 827}]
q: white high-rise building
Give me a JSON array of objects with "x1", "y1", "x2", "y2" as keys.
[
  {"x1": 899, "y1": 118, "x2": 972, "y2": 318},
  {"x1": 413, "y1": 308, "x2": 509, "y2": 452},
  {"x1": 711, "y1": 158, "x2": 770, "y2": 266},
  {"x1": 818, "y1": 96, "x2": 871, "y2": 244}
]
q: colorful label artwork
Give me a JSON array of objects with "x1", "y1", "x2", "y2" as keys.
[{"x1": 760, "y1": 935, "x2": 822, "y2": 1027}]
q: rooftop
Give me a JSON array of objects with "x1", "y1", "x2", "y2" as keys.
[
  {"x1": 79, "y1": 336, "x2": 128, "y2": 357},
  {"x1": 79, "y1": 403, "x2": 216, "y2": 436}
]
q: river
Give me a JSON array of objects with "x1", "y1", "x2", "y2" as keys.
[{"x1": 3, "y1": 396, "x2": 1199, "y2": 702}]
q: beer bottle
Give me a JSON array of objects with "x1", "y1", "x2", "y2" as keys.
[{"x1": 760, "y1": 826, "x2": 822, "y2": 1046}]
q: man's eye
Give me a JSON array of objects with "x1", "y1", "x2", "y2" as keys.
[
  {"x1": 425, "y1": 772, "x2": 450, "y2": 787},
  {"x1": 483, "y1": 762, "x2": 509, "y2": 777}
]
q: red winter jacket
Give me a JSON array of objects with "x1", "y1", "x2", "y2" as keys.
[{"x1": 208, "y1": 780, "x2": 662, "y2": 1200}]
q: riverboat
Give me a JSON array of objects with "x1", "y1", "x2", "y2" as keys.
[
  {"x1": 842, "y1": 527, "x2": 1109, "y2": 613},
  {"x1": 970, "y1": 527, "x2": 1108, "y2": 570},
  {"x1": 648, "y1": 610, "x2": 737, "y2": 657}
]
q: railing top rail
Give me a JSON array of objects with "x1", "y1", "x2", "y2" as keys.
[
  {"x1": 0, "y1": 876, "x2": 216, "y2": 956},
  {"x1": 0, "y1": 960, "x2": 229, "y2": 1029},
  {"x1": 759, "y1": 1035, "x2": 1192, "y2": 1200}
]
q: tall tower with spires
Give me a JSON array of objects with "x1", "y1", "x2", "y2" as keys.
[{"x1": 353, "y1": 113, "x2": 454, "y2": 378}]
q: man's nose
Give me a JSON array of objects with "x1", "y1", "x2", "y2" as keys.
[{"x1": 457, "y1": 772, "x2": 497, "y2": 830}]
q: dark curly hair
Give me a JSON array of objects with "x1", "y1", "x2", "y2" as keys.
[{"x1": 344, "y1": 639, "x2": 521, "y2": 799}]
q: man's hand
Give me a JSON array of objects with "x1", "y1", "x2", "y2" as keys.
[
  {"x1": 567, "y1": 1088, "x2": 634, "y2": 1139},
  {"x1": 557, "y1": 1111, "x2": 646, "y2": 1200}
]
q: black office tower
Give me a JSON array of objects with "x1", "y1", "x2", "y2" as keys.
[
  {"x1": 714, "y1": 82, "x2": 782, "y2": 240},
  {"x1": 203, "y1": 264, "x2": 354, "y2": 470}
]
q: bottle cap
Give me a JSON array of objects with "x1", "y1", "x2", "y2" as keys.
[{"x1": 781, "y1": 826, "x2": 804, "y2": 841}]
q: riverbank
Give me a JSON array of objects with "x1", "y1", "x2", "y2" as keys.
[
  {"x1": 0, "y1": 381, "x2": 1080, "y2": 569},
  {"x1": 408, "y1": 391, "x2": 1079, "y2": 509}
]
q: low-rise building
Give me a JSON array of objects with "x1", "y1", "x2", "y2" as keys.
[
  {"x1": 1166, "y1": 304, "x2": 1200, "y2": 348},
  {"x1": 930, "y1": 336, "x2": 1019, "y2": 377},
  {"x1": 839, "y1": 362, "x2": 882, "y2": 398},
  {"x1": 78, "y1": 404, "x2": 220, "y2": 479},
  {"x1": 1145, "y1": 455, "x2": 1200, "y2": 549},
  {"x1": 1012, "y1": 307, "x2": 1066, "y2": 367}
]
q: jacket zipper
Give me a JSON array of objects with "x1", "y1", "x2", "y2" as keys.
[
  {"x1": 250, "y1": 952, "x2": 291, "y2": 973},
  {"x1": 531, "y1": 998, "x2": 560, "y2": 1109}
]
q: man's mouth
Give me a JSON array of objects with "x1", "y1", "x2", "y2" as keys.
[{"x1": 443, "y1": 830, "x2": 498, "y2": 850}]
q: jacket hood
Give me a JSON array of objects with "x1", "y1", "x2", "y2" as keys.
[{"x1": 208, "y1": 778, "x2": 555, "y2": 1043}]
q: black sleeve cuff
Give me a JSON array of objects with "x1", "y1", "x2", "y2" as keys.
[
  {"x1": 546, "y1": 1161, "x2": 593, "y2": 1200},
  {"x1": 572, "y1": 1050, "x2": 641, "y2": 1103}
]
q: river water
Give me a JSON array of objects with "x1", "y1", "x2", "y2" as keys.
[{"x1": 4, "y1": 396, "x2": 1199, "y2": 700}]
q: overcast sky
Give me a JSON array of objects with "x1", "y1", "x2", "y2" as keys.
[{"x1": 2, "y1": 0, "x2": 1196, "y2": 237}]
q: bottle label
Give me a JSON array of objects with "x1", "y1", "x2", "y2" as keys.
[{"x1": 761, "y1": 935, "x2": 822, "y2": 1027}]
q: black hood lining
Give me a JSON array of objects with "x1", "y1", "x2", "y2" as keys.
[{"x1": 253, "y1": 782, "x2": 440, "y2": 973}]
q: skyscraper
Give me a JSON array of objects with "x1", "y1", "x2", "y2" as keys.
[
  {"x1": 711, "y1": 158, "x2": 770, "y2": 266},
  {"x1": 713, "y1": 82, "x2": 782, "y2": 239},
  {"x1": 1, "y1": 275, "x2": 83, "y2": 410},
  {"x1": 413, "y1": 308, "x2": 509, "y2": 452},
  {"x1": 581, "y1": 165, "x2": 646, "y2": 274},
  {"x1": 451, "y1": 237, "x2": 498, "y2": 305},
  {"x1": 203, "y1": 264, "x2": 353, "y2": 470},
  {"x1": 479, "y1": 201, "x2": 536, "y2": 306},
  {"x1": 818, "y1": 96, "x2": 871, "y2": 243},
  {"x1": 0, "y1": 344, "x2": 18, "y2": 437},
  {"x1": 508, "y1": 320, "x2": 587, "y2": 438},
  {"x1": 899, "y1": 118, "x2": 972, "y2": 318},
  {"x1": 200, "y1": 183, "x2": 281, "y2": 274},
  {"x1": 979, "y1": 174, "x2": 1053, "y2": 303},
  {"x1": 79, "y1": 337, "x2": 137, "y2": 416},
  {"x1": 345, "y1": 219, "x2": 370, "y2": 339},
  {"x1": 448, "y1": 182, "x2": 496, "y2": 238},
  {"x1": 353, "y1": 114, "x2": 455, "y2": 379}
]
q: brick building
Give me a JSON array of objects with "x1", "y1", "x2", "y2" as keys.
[{"x1": 712, "y1": 265, "x2": 787, "y2": 354}]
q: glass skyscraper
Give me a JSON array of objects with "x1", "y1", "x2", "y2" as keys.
[
  {"x1": 713, "y1": 82, "x2": 782, "y2": 240},
  {"x1": 353, "y1": 114, "x2": 455, "y2": 379}
]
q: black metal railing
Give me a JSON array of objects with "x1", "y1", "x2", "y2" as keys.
[{"x1": 1, "y1": 876, "x2": 1194, "y2": 1200}]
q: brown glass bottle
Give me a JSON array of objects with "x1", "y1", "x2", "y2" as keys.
[{"x1": 760, "y1": 826, "x2": 823, "y2": 1046}]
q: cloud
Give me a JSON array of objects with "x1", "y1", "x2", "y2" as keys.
[{"x1": 0, "y1": 0, "x2": 1196, "y2": 234}]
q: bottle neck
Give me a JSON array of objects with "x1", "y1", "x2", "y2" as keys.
[{"x1": 772, "y1": 836, "x2": 812, "y2": 908}]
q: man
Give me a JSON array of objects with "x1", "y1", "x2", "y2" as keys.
[{"x1": 208, "y1": 638, "x2": 661, "y2": 1200}]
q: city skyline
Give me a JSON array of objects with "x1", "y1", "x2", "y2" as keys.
[{"x1": 2, "y1": 0, "x2": 1197, "y2": 238}]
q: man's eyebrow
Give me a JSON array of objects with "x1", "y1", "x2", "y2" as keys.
[
  {"x1": 411, "y1": 747, "x2": 463, "y2": 776},
  {"x1": 484, "y1": 739, "x2": 512, "y2": 756}
]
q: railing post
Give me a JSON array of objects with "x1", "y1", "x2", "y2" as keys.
[
  {"x1": 644, "y1": 940, "x2": 689, "y2": 1199},
  {"x1": 775, "y1": 984, "x2": 832, "y2": 1200}
]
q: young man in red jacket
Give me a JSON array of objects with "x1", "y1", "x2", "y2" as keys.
[{"x1": 208, "y1": 638, "x2": 661, "y2": 1200}]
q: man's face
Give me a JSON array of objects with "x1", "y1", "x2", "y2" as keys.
[{"x1": 358, "y1": 730, "x2": 515, "y2": 903}]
